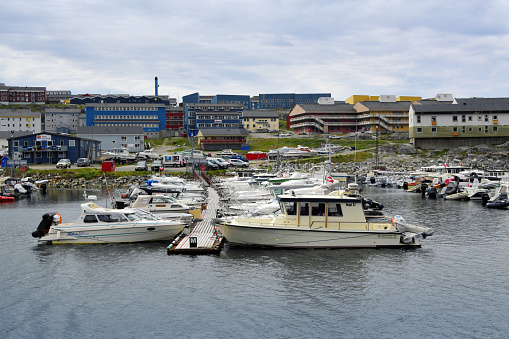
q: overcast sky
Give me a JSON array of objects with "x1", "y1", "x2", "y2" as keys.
[{"x1": 1, "y1": 0, "x2": 509, "y2": 102}]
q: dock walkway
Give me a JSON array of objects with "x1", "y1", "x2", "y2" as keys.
[{"x1": 167, "y1": 186, "x2": 223, "y2": 254}]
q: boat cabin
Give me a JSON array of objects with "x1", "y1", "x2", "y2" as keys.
[{"x1": 275, "y1": 194, "x2": 386, "y2": 230}]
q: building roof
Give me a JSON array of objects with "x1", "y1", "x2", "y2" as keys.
[
  {"x1": 290, "y1": 102, "x2": 357, "y2": 116},
  {"x1": 77, "y1": 126, "x2": 145, "y2": 135},
  {"x1": 354, "y1": 101, "x2": 412, "y2": 111},
  {"x1": 243, "y1": 110, "x2": 279, "y2": 118},
  {"x1": 198, "y1": 128, "x2": 249, "y2": 136},
  {"x1": 413, "y1": 98, "x2": 509, "y2": 114}
]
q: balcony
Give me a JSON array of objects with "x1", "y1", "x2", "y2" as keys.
[{"x1": 14, "y1": 145, "x2": 68, "y2": 152}]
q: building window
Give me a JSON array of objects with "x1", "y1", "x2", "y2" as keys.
[
  {"x1": 468, "y1": 127, "x2": 473, "y2": 132},
  {"x1": 468, "y1": 116, "x2": 473, "y2": 121},
  {"x1": 416, "y1": 116, "x2": 421, "y2": 123},
  {"x1": 462, "y1": 115, "x2": 466, "y2": 123},
  {"x1": 493, "y1": 115, "x2": 498, "y2": 120},
  {"x1": 485, "y1": 126, "x2": 489, "y2": 133},
  {"x1": 417, "y1": 128, "x2": 422, "y2": 133},
  {"x1": 431, "y1": 127, "x2": 437, "y2": 133},
  {"x1": 493, "y1": 126, "x2": 498, "y2": 132},
  {"x1": 462, "y1": 126, "x2": 466, "y2": 133},
  {"x1": 60, "y1": 140, "x2": 65, "y2": 146},
  {"x1": 453, "y1": 127, "x2": 458, "y2": 132},
  {"x1": 452, "y1": 116, "x2": 458, "y2": 122},
  {"x1": 69, "y1": 140, "x2": 75, "y2": 147}
]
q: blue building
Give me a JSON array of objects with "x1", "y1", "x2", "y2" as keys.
[
  {"x1": 212, "y1": 94, "x2": 251, "y2": 111},
  {"x1": 184, "y1": 103, "x2": 244, "y2": 133},
  {"x1": 85, "y1": 103, "x2": 166, "y2": 139},
  {"x1": 183, "y1": 92, "x2": 251, "y2": 110},
  {"x1": 8, "y1": 132, "x2": 100, "y2": 164},
  {"x1": 258, "y1": 93, "x2": 332, "y2": 109}
]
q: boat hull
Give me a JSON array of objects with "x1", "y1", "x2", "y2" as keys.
[
  {"x1": 216, "y1": 222, "x2": 418, "y2": 248},
  {"x1": 39, "y1": 222, "x2": 183, "y2": 244}
]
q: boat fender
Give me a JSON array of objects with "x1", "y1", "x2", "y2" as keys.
[
  {"x1": 57, "y1": 231, "x2": 61, "y2": 240},
  {"x1": 53, "y1": 213, "x2": 62, "y2": 224}
]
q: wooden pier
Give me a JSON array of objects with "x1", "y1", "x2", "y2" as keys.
[{"x1": 167, "y1": 187, "x2": 223, "y2": 255}]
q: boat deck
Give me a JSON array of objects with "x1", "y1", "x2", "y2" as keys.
[{"x1": 167, "y1": 187, "x2": 223, "y2": 255}]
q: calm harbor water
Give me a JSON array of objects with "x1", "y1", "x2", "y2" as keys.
[{"x1": 1, "y1": 186, "x2": 509, "y2": 338}]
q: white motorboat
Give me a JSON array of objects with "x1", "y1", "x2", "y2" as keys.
[
  {"x1": 144, "y1": 175, "x2": 206, "y2": 194},
  {"x1": 102, "y1": 147, "x2": 137, "y2": 162},
  {"x1": 32, "y1": 202, "x2": 184, "y2": 244},
  {"x1": 214, "y1": 193, "x2": 433, "y2": 248},
  {"x1": 130, "y1": 194, "x2": 201, "y2": 220},
  {"x1": 281, "y1": 146, "x2": 318, "y2": 158},
  {"x1": 136, "y1": 148, "x2": 159, "y2": 160}
]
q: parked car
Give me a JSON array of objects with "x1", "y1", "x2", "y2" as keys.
[
  {"x1": 206, "y1": 160, "x2": 221, "y2": 170},
  {"x1": 56, "y1": 159, "x2": 72, "y2": 169},
  {"x1": 279, "y1": 133, "x2": 292, "y2": 137},
  {"x1": 207, "y1": 159, "x2": 226, "y2": 170},
  {"x1": 328, "y1": 134, "x2": 341, "y2": 139},
  {"x1": 228, "y1": 158, "x2": 249, "y2": 168},
  {"x1": 209, "y1": 157, "x2": 229, "y2": 169},
  {"x1": 76, "y1": 158, "x2": 91, "y2": 167},
  {"x1": 150, "y1": 160, "x2": 163, "y2": 171},
  {"x1": 135, "y1": 161, "x2": 148, "y2": 171}
]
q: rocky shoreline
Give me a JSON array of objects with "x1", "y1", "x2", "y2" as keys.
[
  {"x1": 332, "y1": 142, "x2": 509, "y2": 175},
  {"x1": 40, "y1": 176, "x2": 152, "y2": 189}
]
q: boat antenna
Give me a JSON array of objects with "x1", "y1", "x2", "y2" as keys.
[{"x1": 103, "y1": 172, "x2": 115, "y2": 208}]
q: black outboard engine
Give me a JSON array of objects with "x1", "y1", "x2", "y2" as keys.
[
  {"x1": 421, "y1": 183, "x2": 428, "y2": 197},
  {"x1": 32, "y1": 212, "x2": 58, "y2": 238},
  {"x1": 481, "y1": 193, "x2": 490, "y2": 206},
  {"x1": 403, "y1": 182, "x2": 408, "y2": 190},
  {"x1": 362, "y1": 198, "x2": 384, "y2": 210},
  {"x1": 370, "y1": 177, "x2": 376, "y2": 184},
  {"x1": 427, "y1": 186, "x2": 437, "y2": 199}
]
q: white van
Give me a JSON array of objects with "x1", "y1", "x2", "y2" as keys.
[{"x1": 160, "y1": 154, "x2": 185, "y2": 168}]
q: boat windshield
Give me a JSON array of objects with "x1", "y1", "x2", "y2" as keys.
[
  {"x1": 125, "y1": 213, "x2": 142, "y2": 221},
  {"x1": 134, "y1": 209, "x2": 160, "y2": 221}
]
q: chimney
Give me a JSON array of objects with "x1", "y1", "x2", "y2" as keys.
[{"x1": 155, "y1": 77, "x2": 159, "y2": 97}]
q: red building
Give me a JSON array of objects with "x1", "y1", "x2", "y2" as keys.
[
  {"x1": 165, "y1": 106, "x2": 185, "y2": 136},
  {"x1": 0, "y1": 84, "x2": 47, "y2": 105}
]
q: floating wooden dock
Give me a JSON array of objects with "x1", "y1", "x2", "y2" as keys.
[{"x1": 167, "y1": 187, "x2": 223, "y2": 255}]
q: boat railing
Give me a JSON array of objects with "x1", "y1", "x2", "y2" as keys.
[{"x1": 237, "y1": 218, "x2": 394, "y2": 231}]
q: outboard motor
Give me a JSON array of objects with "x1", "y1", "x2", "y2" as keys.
[
  {"x1": 481, "y1": 193, "x2": 490, "y2": 206},
  {"x1": 403, "y1": 182, "x2": 408, "y2": 190},
  {"x1": 427, "y1": 186, "x2": 437, "y2": 199},
  {"x1": 362, "y1": 198, "x2": 384, "y2": 210},
  {"x1": 370, "y1": 177, "x2": 376, "y2": 184},
  {"x1": 421, "y1": 183, "x2": 428, "y2": 197},
  {"x1": 32, "y1": 212, "x2": 59, "y2": 238}
]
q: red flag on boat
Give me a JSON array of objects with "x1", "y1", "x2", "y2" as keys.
[{"x1": 326, "y1": 176, "x2": 334, "y2": 183}]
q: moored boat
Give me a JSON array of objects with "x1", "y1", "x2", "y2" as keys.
[
  {"x1": 32, "y1": 202, "x2": 185, "y2": 244},
  {"x1": 214, "y1": 193, "x2": 433, "y2": 248}
]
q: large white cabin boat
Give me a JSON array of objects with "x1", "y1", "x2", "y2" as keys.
[{"x1": 214, "y1": 193, "x2": 433, "y2": 248}]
